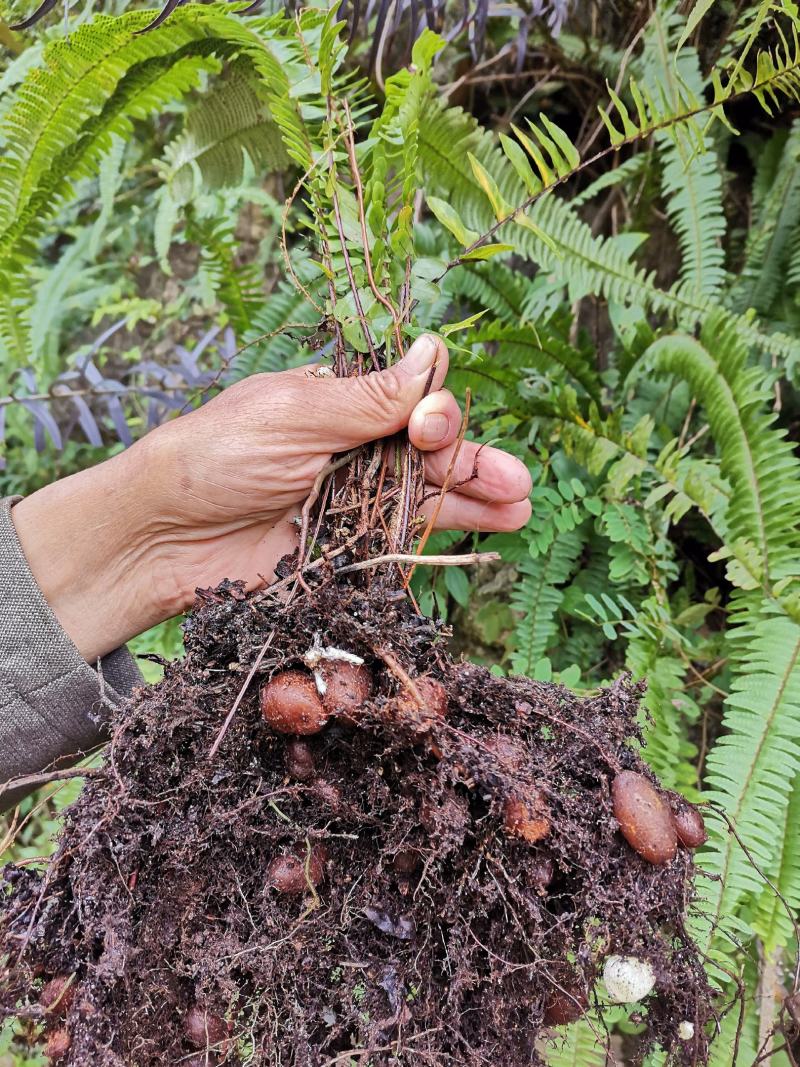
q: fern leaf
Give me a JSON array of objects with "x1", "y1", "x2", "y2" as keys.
[
  {"x1": 700, "y1": 605, "x2": 800, "y2": 944},
  {"x1": 472, "y1": 320, "x2": 601, "y2": 401},
  {"x1": 647, "y1": 318, "x2": 800, "y2": 584},
  {"x1": 161, "y1": 62, "x2": 288, "y2": 203},
  {"x1": 752, "y1": 768, "x2": 800, "y2": 953},
  {"x1": 231, "y1": 279, "x2": 321, "y2": 380},
  {"x1": 544, "y1": 1012, "x2": 621, "y2": 1066},
  {"x1": 510, "y1": 528, "x2": 584, "y2": 676},
  {"x1": 732, "y1": 120, "x2": 800, "y2": 315},
  {"x1": 418, "y1": 97, "x2": 800, "y2": 367}
]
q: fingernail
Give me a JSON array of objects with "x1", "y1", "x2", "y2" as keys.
[
  {"x1": 403, "y1": 334, "x2": 439, "y2": 377},
  {"x1": 422, "y1": 412, "x2": 449, "y2": 444}
]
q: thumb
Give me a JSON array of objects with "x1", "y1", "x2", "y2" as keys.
[{"x1": 315, "y1": 334, "x2": 449, "y2": 450}]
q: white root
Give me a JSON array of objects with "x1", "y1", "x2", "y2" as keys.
[{"x1": 303, "y1": 636, "x2": 365, "y2": 695}]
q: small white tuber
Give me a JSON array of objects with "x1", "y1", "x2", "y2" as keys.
[
  {"x1": 678, "y1": 1021, "x2": 695, "y2": 1041},
  {"x1": 602, "y1": 955, "x2": 656, "y2": 1003}
]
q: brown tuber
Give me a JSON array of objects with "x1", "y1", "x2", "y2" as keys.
[
  {"x1": 266, "y1": 847, "x2": 327, "y2": 894},
  {"x1": 485, "y1": 734, "x2": 528, "y2": 771},
  {"x1": 184, "y1": 1006, "x2": 229, "y2": 1049},
  {"x1": 543, "y1": 968, "x2": 588, "y2": 1025},
  {"x1": 45, "y1": 1029, "x2": 72, "y2": 1061},
  {"x1": 285, "y1": 739, "x2": 316, "y2": 781},
  {"x1": 668, "y1": 793, "x2": 708, "y2": 849},
  {"x1": 40, "y1": 975, "x2": 75, "y2": 1018},
  {"x1": 393, "y1": 849, "x2": 420, "y2": 875},
  {"x1": 398, "y1": 675, "x2": 448, "y2": 735},
  {"x1": 261, "y1": 671, "x2": 328, "y2": 735},
  {"x1": 612, "y1": 770, "x2": 677, "y2": 865},
  {"x1": 319, "y1": 660, "x2": 373, "y2": 725},
  {"x1": 503, "y1": 792, "x2": 550, "y2": 844}
]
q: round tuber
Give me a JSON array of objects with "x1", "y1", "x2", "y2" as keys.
[
  {"x1": 612, "y1": 770, "x2": 677, "y2": 865},
  {"x1": 668, "y1": 793, "x2": 708, "y2": 849},
  {"x1": 285, "y1": 739, "x2": 316, "y2": 781},
  {"x1": 485, "y1": 734, "x2": 528, "y2": 771},
  {"x1": 397, "y1": 675, "x2": 448, "y2": 736},
  {"x1": 45, "y1": 1029, "x2": 71, "y2": 1061},
  {"x1": 393, "y1": 849, "x2": 420, "y2": 875},
  {"x1": 543, "y1": 968, "x2": 587, "y2": 1025},
  {"x1": 266, "y1": 847, "x2": 327, "y2": 894},
  {"x1": 319, "y1": 660, "x2": 373, "y2": 725},
  {"x1": 184, "y1": 1006, "x2": 229, "y2": 1049},
  {"x1": 40, "y1": 975, "x2": 75, "y2": 1018},
  {"x1": 260, "y1": 671, "x2": 328, "y2": 735},
  {"x1": 503, "y1": 792, "x2": 550, "y2": 844}
]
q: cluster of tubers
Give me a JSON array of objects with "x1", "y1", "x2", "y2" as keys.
[
  {"x1": 612, "y1": 770, "x2": 706, "y2": 865},
  {"x1": 261, "y1": 660, "x2": 705, "y2": 911}
]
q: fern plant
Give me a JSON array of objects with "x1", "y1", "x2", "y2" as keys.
[{"x1": 4, "y1": 0, "x2": 800, "y2": 1062}]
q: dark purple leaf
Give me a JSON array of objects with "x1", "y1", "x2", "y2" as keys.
[
  {"x1": 136, "y1": 0, "x2": 186, "y2": 34},
  {"x1": 515, "y1": 15, "x2": 529, "y2": 71},
  {"x1": 19, "y1": 399, "x2": 63, "y2": 450},
  {"x1": 222, "y1": 327, "x2": 236, "y2": 359},
  {"x1": 78, "y1": 319, "x2": 127, "y2": 367},
  {"x1": 69, "y1": 395, "x2": 103, "y2": 447},
  {"x1": 9, "y1": 0, "x2": 60, "y2": 31},
  {"x1": 105, "y1": 396, "x2": 133, "y2": 446},
  {"x1": 193, "y1": 325, "x2": 222, "y2": 361},
  {"x1": 175, "y1": 345, "x2": 202, "y2": 385}
]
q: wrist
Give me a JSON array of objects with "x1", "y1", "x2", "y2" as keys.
[{"x1": 12, "y1": 444, "x2": 167, "y2": 662}]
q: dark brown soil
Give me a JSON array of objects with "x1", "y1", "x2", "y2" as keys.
[{"x1": 0, "y1": 579, "x2": 713, "y2": 1066}]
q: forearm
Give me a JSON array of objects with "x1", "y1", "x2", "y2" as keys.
[
  {"x1": 0, "y1": 498, "x2": 142, "y2": 807},
  {"x1": 11, "y1": 438, "x2": 170, "y2": 662}
]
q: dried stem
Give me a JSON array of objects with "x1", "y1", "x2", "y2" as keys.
[
  {"x1": 208, "y1": 631, "x2": 276, "y2": 758},
  {"x1": 336, "y1": 551, "x2": 500, "y2": 574}
]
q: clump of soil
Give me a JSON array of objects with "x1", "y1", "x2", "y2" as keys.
[{"x1": 0, "y1": 578, "x2": 713, "y2": 1065}]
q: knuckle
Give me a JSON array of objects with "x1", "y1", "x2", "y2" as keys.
[{"x1": 358, "y1": 369, "x2": 404, "y2": 416}]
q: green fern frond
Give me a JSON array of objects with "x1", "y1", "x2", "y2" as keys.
[
  {"x1": 232, "y1": 280, "x2": 321, "y2": 380},
  {"x1": 472, "y1": 320, "x2": 601, "y2": 401},
  {"x1": 441, "y1": 261, "x2": 529, "y2": 324},
  {"x1": 752, "y1": 767, "x2": 800, "y2": 953},
  {"x1": 641, "y1": 8, "x2": 727, "y2": 299},
  {"x1": 161, "y1": 61, "x2": 288, "y2": 203},
  {"x1": 544, "y1": 1017, "x2": 610, "y2": 1067},
  {"x1": 510, "y1": 527, "x2": 584, "y2": 677},
  {"x1": 699, "y1": 603, "x2": 800, "y2": 949},
  {"x1": 647, "y1": 317, "x2": 800, "y2": 585},
  {"x1": 188, "y1": 214, "x2": 263, "y2": 333},
  {"x1": 732, "y1": 120, "x2": 800, "y2": 314},
  {"x1": 658, "y1": 127, "x2": 726, "y2": 297},
  {"x1": 419, "y1": 98, "x2": 800, "y2": 367}
]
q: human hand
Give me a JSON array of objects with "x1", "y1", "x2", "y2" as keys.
[{"x1": 13, "y1": 335, "x2": 531, "y2": 662}]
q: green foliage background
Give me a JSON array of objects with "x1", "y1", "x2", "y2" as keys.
[{"x1": 1, "y1": 0, "x2": 800, "y2": 1061}]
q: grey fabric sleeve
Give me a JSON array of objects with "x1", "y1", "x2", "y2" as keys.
[{"x1": 0, "y1": 496, "x2": 143, "y2": 808}]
